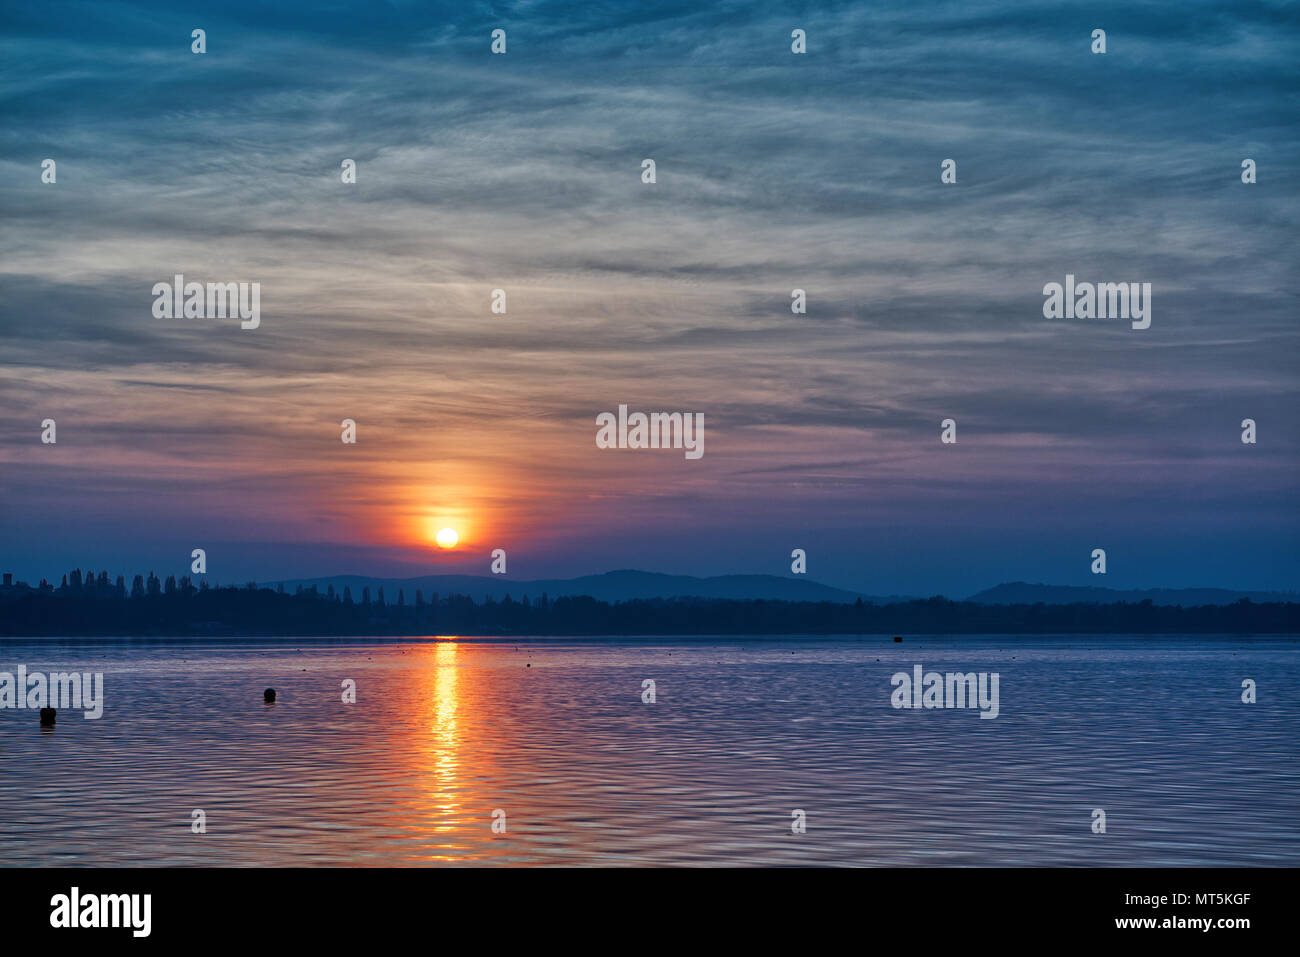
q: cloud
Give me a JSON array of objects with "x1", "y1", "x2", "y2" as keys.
[{"x1": 1, "y1": 0, "x2": 1296, "y2": 591}]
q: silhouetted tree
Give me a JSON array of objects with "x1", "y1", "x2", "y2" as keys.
[{"x1": 5, "y1": 572, "x2": 1295, "y2": 638}]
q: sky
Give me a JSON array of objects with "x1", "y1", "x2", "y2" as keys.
[{"x1": 1, "y1": 1, "x2": 1298, "y2": 597}]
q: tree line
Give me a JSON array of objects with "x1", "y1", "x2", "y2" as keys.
[{"x1": 1, "y1": 568, "x2": 1296, "y2": 636}]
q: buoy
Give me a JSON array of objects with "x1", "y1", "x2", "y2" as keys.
[
  {"x1": 263, "y1": 688, "x2": 276, "y2": 703},
  {"x1": 893, "y1": 636, "x2": 902, "y2": 642},
  {"x1": 39, "y1": 707, "x2": 56, "y2": 726}
]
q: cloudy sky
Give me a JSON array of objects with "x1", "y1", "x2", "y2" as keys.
[{"x1": 1, "y1": 0, "x2": 1297, "y2": 595}]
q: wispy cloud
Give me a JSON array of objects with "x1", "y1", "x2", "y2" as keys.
[{"x1": 1, "y1": 0, "x2": 1296, "y2": 592}]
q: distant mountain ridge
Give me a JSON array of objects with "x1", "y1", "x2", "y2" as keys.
[
  {"x1": 270, "y1": 569, "x2": 912, "y2": 605},
  {"x1": 966, "y1": 582, "x2": 1300, "y2": 606},
  {"x1": 266, "y1": 571, "x2": 1297, "y2": 607}
]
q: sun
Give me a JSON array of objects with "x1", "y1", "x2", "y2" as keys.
[{"x1": 435, "y1": 527, "x2": 459, "y2": 549}]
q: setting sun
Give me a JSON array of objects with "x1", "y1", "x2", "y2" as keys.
[{"x1": 435, "y1": 527, "x2": 459, "y2": 549}]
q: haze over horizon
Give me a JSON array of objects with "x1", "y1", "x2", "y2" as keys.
[{"x1": 2, "y1": 1, "x2": 1297, "y2": 596}]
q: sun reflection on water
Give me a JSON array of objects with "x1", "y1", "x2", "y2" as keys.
[
  {"x1": 430, "y1": 641, "x2": 459, "y2": 822},
  {"x1": 407, "y1": 640, "x2": 470, "y2": 861}
]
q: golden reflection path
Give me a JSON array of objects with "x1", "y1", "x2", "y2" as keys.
[{"x1": 403, "y1": 639, "x2": 477, "y2": 862}]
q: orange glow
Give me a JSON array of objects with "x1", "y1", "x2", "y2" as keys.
[
  {"x1": 402, "y1": 641, "x2": 467, "y2": 861},
  {"x1": 429, "y1": 640, "x2": 459, "y2": 824},
  {"x1": 414, "y1": 512, "x2": 474, "y2": 552}
]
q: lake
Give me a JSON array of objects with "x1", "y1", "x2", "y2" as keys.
[{"x1": 0, "y1": 635, "x2": 1296, "y2": 866}]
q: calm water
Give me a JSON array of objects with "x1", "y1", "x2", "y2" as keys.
[{"x1": 0, "y1": 636, "x2": 1296, "y2": 866}]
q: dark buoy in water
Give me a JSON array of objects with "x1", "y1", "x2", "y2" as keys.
[
  {"x1": 892, "y1": 636, "x2": 902, "y2": 643},
  {"x1": 263, "y1": 688, "x2": 276, "y2": 703},
  {"x1": 40, "y1": 707, "x2": 56, "y2": 726}
]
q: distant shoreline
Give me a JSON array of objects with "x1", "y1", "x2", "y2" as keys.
[
  {"x1": 1, "y1": 633, "x2": 1296, "y2": 643},
  {"x1": 3, "y1": 578, "x2": 1297, "y2": 638}
]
